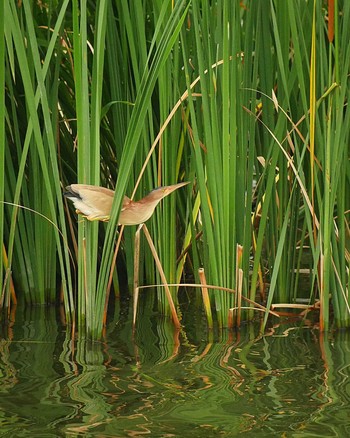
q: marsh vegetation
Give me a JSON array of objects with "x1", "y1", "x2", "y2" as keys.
[{"x1": 1, "y1": 1, "x2": 349, "y2": 339}]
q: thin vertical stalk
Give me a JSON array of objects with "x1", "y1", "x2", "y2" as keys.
[
  {"x1": 199, "y1": 268, "x2": 213, "y2": 329},
  {"x1": 0, "y1": 0, "x2": 5, "y2": 304}
]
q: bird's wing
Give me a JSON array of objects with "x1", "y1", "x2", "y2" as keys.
[
  {"x1": 65, "y1": 184, "x2": 115, "y2": 217},
  {"x1": 65, "y1": 184, "x2": 115, "y2": 199}
]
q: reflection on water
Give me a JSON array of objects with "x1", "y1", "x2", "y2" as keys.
[{"x1": 1, "y1": 301, "x2": 350, "y2": 437}]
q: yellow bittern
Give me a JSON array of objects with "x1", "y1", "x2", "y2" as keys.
[{"x1": 64, "y1": 181, "x2": 189, "y2": 225}]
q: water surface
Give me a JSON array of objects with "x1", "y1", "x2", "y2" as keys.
[{"x1": 1, "y1": 301, "x2": 350, "y2": 437}]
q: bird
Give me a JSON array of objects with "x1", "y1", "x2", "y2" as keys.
[{"x1": 64, "y1": 181, "x2": 189, "y2": 225}]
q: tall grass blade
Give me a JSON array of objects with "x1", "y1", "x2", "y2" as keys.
[{"x1": 0, "y1": 0, "x2": 5, "y2": 306}]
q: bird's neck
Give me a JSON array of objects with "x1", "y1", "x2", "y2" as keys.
[{"x1": 140, "y1": 192, "x2": 163, "y2": 209}]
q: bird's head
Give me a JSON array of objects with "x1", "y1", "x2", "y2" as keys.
[{"x1": 146, "y1": 181, "x2": 190, "y2": 203}]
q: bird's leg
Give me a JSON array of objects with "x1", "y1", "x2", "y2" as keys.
[{"x1": 77, "y1": 210, "x2": 110, "y2": 222}]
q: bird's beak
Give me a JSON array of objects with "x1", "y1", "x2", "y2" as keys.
[{"x1": 161, "y1": 181, "x2": 190, "y2": 195}]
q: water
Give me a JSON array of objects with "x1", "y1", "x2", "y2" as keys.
[{"x1": 1, "y1": 301, "x2": 350, "y2": 437}]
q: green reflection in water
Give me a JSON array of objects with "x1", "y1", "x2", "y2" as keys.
[{"x1": 1, "y1": 303, "x2": 350, "y2": 437}]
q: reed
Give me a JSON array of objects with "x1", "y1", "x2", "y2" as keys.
[
  {"x1": 0, "y1": 1, "x2": 5, "y2": 306},
  {"x1": 178, "y1": 0, "x2": 349, "y2": 330},
  {"x1": 2, "y1": 1, "x2": 74, "y2": 319},
  {"x1": 89, "y1": 0, "x2": 189, "y2": 337},
  {"x1": 179, "y1": 1, "x2": 255, "y2": 327},
  {"x1": 1, "y1": 1, "x2": 349, "y2": 338}
]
